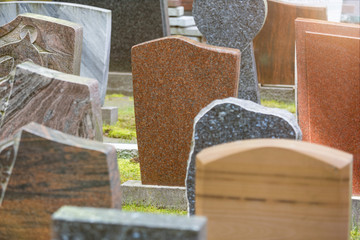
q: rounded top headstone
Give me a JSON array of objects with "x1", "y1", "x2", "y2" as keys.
[{"x1": 193, "y1": 0, "x2": 267, "y2": 51}]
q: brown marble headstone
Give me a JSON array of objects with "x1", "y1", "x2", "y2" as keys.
[
  {"x1": 132, "y1": 36, "x2": 240, "y2": 186},
  {"x1": 0, "y1": 122, "x2": 121, "y2": 240},
  {"x1": 0, "y1": 13, "x2": 82, "y2": 76},
  {"x1": 295, "y1": 18, "x2": 360, "y2": 194},
  {"x1": 253, "y1": 0, "x2": 327, "y2": 85},
  {"x1": 196, "y1": 139, "x2": 352, "y2": 240},
  {"x1": 0, "y1": 61, "x2": 103, "y2": 141}
]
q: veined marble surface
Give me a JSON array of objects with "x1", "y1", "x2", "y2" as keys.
[{"x1": 0, "y1": 1, "x2": 111, "y2": 105}]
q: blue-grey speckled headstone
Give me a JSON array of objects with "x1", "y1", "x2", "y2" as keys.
[
  {"x1": 52, "y1": 206, "x2": 207, "y2": 240},
  {"x1": 186, "y1": 97, "x2": 302, "y2": 215},
  {"x1": 53, "y1": 0, "x2": 170, "y2": 73},
  {"x1": 0, "y1": 1, "x2": 111, "y2": 105},
  {"x1": 193, "y1": 0, "x2": 267, "y2": 103}
]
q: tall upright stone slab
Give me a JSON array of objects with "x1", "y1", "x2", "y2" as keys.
[
  {"x1": 54, "y1": 0, "x2": 170, "y2": 73},
  {"x1": 0, "y1": 2, "x2": 112, "y2": 104},
  {"x1": 0, "y1": 62, "x2": 103, "y2": 141},
  {"x1": 186, "y1": 97, "x2": 301, "y2": 215},
  {"x1": 52, "y1": 206, "x2": 207, "y2": 240},
  {"x1": 253, "y1": 0, "x2": 327, "y2": 85},
  {"x1": 0, "y1": 122, "x2": 121, "y2": 240},
  {"x1": 132, "y1": 36, "x2": 240, "y2": 186},
  {"x1": 196, "y1": 139, "x2": 352, "y2": 240},
  {"x1": 296, "y1": 18, "x2": 360, "y2": 194},
  {"x1": 0, "y1": 13, "x2": 82, "y2": 75},
  {"x1": 193, "y1": 0, "x2": 267, "y2": 103}
]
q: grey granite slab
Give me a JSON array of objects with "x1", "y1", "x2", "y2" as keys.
[
  {"x1": 0, "y1": 1, "x2": 111, "y2": 105},
  {"x1": 52, "y1": 206, "x2": 207, "y2": 240},
  {"x1": 54, "y1": 0, "x2": 170, "y2": 73},
  {"x1": 193, "y1": 0, "x2": 267, "y2": 103},
  {"x1": 186, "y1": 97, "x2": 302, "y2": 215}
]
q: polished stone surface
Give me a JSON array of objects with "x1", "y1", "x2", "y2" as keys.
[
  {"x1": 186, "y1": 97, "x2": 302, "y2": 215},
  {"x1": 52, "y1": 206, "x2": 207, "y2": 240},
  {"x1": 196, "y1": 139, "x2": 351, "y2": 240},
  {"x1": 193, "y1": 0, "x2": 267, "y2": 103},
  {"x1": 0, "y1": 2, "x2": 111, "y2": 104},
  {"x1": 132, "y1": 36, "x2": 240, "y2": 186},
  {"x1": 253, "y1": 0, "x2": 327, "y2": 85},
  {"x1": 54, "y1": 0, "x2": 170, "y2": 73},
  {"x1": 0, "y1": 62, "x2": 103, "y2": 141},
  {"x1": 0, "y1": 13, "x2": 82, "y2": 75},
  {"x1": 296, "y1": 18, "x2": 360, "y2": 194},
  {"x1": 0, "y1": 122, "x2": 121, "y2": 240}
]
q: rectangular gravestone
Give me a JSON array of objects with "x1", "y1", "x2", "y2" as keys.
[
  {"x1": 0, "y1": 122, "x2": 121, "y2": 240},
  {"x1": 196, "y1": 139, "x2": 352, "y2": 240},
  {"x1": 0, "y1": 2, "x2": 111, "y2": 104},
  {"x1": 193, "y1": 0, "x2": 267, "y2": 103},
  {"x1": 0, "y1": 13, "x2": 82, "y2": 75},
  {"x1": 132, "y1": 36, "x2": 240, "y2": 186},
  {"x1": 186, "y1": 97, "x2": 302, "y2": 215},
  {"x1": 53, "y1": 0, "x2": 170, "y2": 74},
  {"x1": 253, "y1": 0, "x2": 327, "y2": 85},
  {"x1": 0, "y1": 61, "x2": 103, "y2": 141},
  {"x1": 52, "y1": 206, "x2": 207, "y2": 240},
  {"x1": 295, "y1": 18, "x2": 360, "y2": 194}
]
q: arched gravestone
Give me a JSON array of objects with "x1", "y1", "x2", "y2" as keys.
[
  {"x1": 186, "y1": 97, "x2": 301, "y2": 215},
  {"x1": 196, "y1": 139, "x2": 352, "y2": 240},
  {"x1": 0, "y1": 62, "x2": 103, "y2": 141},
  {"x1": 132, "y1": 36, "x2": 240, "y2": 186},
  {"x1": 295, "y1": 18, "x2": 360, "y2": 194},
  {"x1": 0, "y1": 122, "x2": 121, "y2": 240},
  {"x1": 193, "y1": 0, "x2": 267, "y2": 103},
  {"x1": 0, "y1": 2, "x2": 111, "y2": 104}
]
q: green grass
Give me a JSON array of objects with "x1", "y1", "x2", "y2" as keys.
[
  {"x1": 105, "y1": 93, "x2": 126, "y2": 99},
  {"x1": 352, "y1": 226, "x2": 360, "y2": 240},
  {"x1": 118, "y1": 158, "x2": 141, "y2": 184},
  {"x1": 261, "y1": 99, "x2": 296, "y2": 114},
  {"x1": 103, "y1": 105, "x2": 137, "y2": 140},
  {"x1": 122, "y1": 204, "x2": 187, "y2": 216}
]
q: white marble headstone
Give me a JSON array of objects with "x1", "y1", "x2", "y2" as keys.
[{"x1": 0, "y1": 1, "x2": 111, "y2": 104}]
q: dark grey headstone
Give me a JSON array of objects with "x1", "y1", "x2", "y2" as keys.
[
  {"x1": 54, "y1": 0, "x2": 170, "y2": 73},
  {"x1": 52, "y1": 206, "x2": 207, "y2": 240},
  {"x1": 186, "y1": 97, "x2": 302, "y2": 215},
  {"x1": 193, "y1": 0, "x2": 267, "y2": 103}
]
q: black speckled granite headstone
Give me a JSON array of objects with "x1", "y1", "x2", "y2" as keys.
[
  {"x1": 186, "y1": 97, "x2": 302, "y2": 215},
  {"x1": 54, "y1": 0, "x2": 170, "y2": 72},
  {"x1": 52, "y1": 206, "x2": 207, "y2": 240},
  {"x1": 193, "y1": 0, "x2": 267, "y2": 103}
]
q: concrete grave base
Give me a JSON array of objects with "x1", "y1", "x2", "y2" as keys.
[
  {"x1": 121, "y1": 180, "x2": 187, "y2": 211},
  {"x1": 101, "y1": 106, "x2": 118, "y2": 125},
  {"x1": 259, "y1": 84, "x2": 295, "y2": 103},
  {"x1": 352, "y1": 196, "x2": 360, "y2": 226},
  {"x1": 107, "y1": 72, "x2": 133, "y2": 95}
]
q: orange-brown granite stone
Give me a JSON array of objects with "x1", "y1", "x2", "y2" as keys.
[
  {"x1": 132, "y1": 36, "x2": 240, "y2": 186},
  {"x1": 296, "y1": 18, "x2": 360, "y2": 194},
  {"x1": 0, "y1": 122, "x2": 121, "y2": 240},
  {"x1": 253, "y1": 0, "x2": 327, "y2": 85}
]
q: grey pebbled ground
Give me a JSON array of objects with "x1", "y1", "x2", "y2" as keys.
[
  {"x1": 52, "y1": 206, "x2": 207, "y2": 240},
  {"x1": 186, "y1": 97, "x2": 302, "y2": 215},
  {"x1": 0, "y1": 2, "x2": 111, "y2": 105},
  {"x1": 193, "y1": 0, "x2": 267, "y2": 103}
]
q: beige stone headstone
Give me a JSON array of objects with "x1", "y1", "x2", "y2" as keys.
[{"x1": 196, "y1": 139, "x2": 352, "y2": 240}]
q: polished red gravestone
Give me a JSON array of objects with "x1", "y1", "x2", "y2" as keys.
[
  {"x1": 296, "y1": 18, "x2": 360, "y2": 194},
  {"x1": 0, "y1": 122, "x2": 121, "y2": 240},
  {"x1": 253, "y1": 0, "x2": 327, "y2": 85},
  {"x1": 132, "y1": 36, "x2": 240, "y2": 186}
]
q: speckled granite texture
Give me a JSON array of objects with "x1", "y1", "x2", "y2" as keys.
[
  {"x1": 0, "y1": 2, "x2": 111, "y2": 104},
  {"x1": 0, "y1": 62, "x2": 103, "y2": 141},
  {"x1": 132, "y1": 36, "x2": 240, "y2": 186},
  {"x1": 54, "y1": 0, "x2": 170, "y2": 72},
  {"x1": 186, "y1": 97, "x2": 302, "y2": 215},
  {"x1": 0, "y1": 122, "x2": 120, "y2": 240},
  {"x1": 52, "y1": 206, "x2": 207, "y2": 240},
  {"x1": 295, "y1": 18, "x2": 360, "y2": 195},
  {"x1": 0, "y1": 138, "x2": 17, "y2": 207},
  {"x1": 193, "y1": 0, "x2": 267, "y2": 103}
]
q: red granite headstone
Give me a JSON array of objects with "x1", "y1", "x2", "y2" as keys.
[
  {"x1": 0, "y1": 122, "x2": 121, "y2": 240},
  {"x1": 132, "y1": 36, "x2": 240, "y2": 186},
  {"x1": 253, "y1": 0, "x2": 327, "y2": 85},
  {"x1": 296, "y1": 18, "x2": 360, "y2": 194}
]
